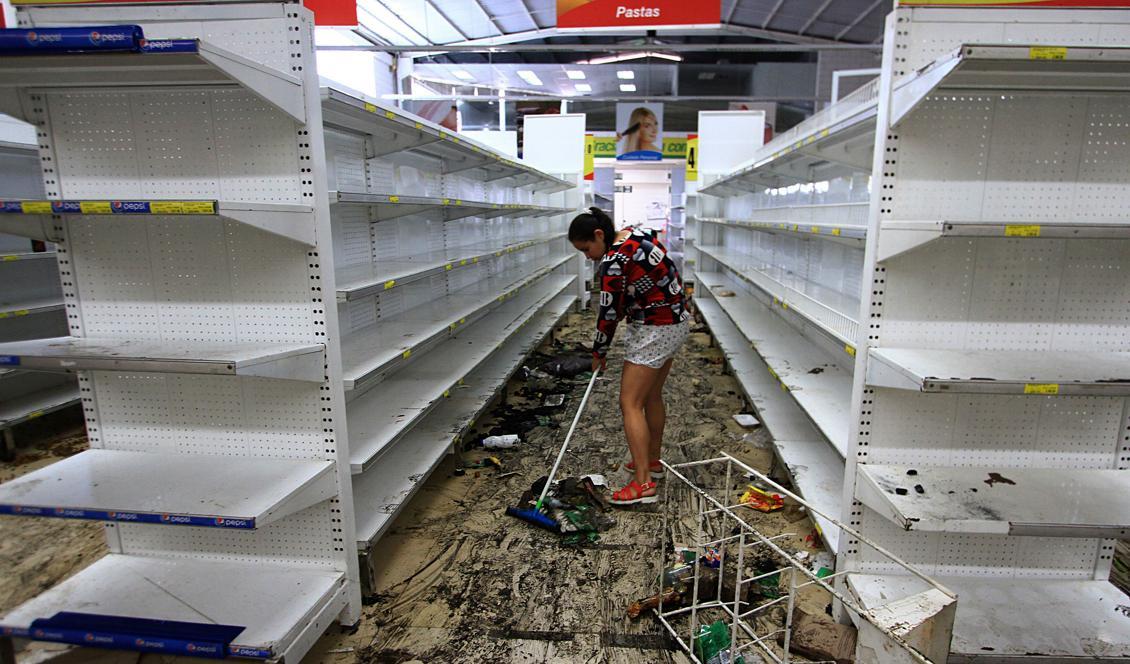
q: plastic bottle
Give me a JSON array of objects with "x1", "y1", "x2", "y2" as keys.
[{"x1": 482, "y1": 434, "x2": 520, "y2": 449}]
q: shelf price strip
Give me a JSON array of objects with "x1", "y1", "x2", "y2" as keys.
[
  {"x1": 0, "y1": 504, "x2": 256, "y2": 528},
  {"x1": 1, "y1": 201, "x2": 217, "y2": 215}
]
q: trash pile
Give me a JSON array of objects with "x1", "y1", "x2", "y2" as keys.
[{"x1": 510, "y1": 474, "x2": 617, "y2": 545}]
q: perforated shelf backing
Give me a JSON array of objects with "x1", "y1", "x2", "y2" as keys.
[{"x1": 38, "y1": 90, "x2": 303, "y2": 203}]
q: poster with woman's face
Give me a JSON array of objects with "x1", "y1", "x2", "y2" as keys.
[{"x1": 616, "y1": 102, "x2": 663, "y2": 161}]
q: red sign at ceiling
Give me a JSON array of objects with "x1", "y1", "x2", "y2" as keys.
[{"x1": 557, "y1": 0, "x2": 720, "y2": 28}]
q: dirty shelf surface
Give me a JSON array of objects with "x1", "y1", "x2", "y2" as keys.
[
  {"x1": 849, "y1": 573, "x2": 1130, "y2": 658},
  {"x1": 856, "y1": 464, "x2": 1130, "y2": 538}
]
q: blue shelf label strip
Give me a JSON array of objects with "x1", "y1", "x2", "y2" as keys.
[
  {"x1": 0, "y1": 356, "x2": 19, "y2": 366},
  {"x1": 139, "y1": 39, "x2": 199, "y2": 54},
  {"x1": 6, "y1": 612, "x2": 261, "y2": 660},
  {"x1": 0, "y1": 26, "x2": 145, "y2": 53},
  {"x1": 0, "y1": 505, "x2": 255, "y2": 529},
  {"x1": 0, "y1": 200, "x2": 219, "y2": 215}
]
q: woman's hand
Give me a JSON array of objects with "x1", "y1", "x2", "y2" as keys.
[{"x1": 592, "y1": 356, "x2": 606, "y2": 374}]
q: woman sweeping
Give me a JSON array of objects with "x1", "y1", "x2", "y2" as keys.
[{"x1": 569, "y1": 207, "x2": 690, "y2": 506}]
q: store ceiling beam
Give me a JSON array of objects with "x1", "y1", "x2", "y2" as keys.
[
  {"x1": 373, "y1": 0, "x2": 433, "y2": 45},
  {"x1": 319, "y1": 42, "x2": 878, "y2": 53},
  {"x1": 836, "y1": 0, "x2": 885, "y2": 40},
  {"x1": 761, "y1": 0, "x2": 786, "y2": 29},
  {"x1": 424, "y1": 0, "x2": 470, "y2": 41},
  {"x1": 723, "y1": 0, "x2": 741, "y2": 25},
  {"x1": 470, "y1": 0, "x2": 506, "y2": 37},
  {"x1": 799, "y1": 0, "x2": 837, "y2": 36},
  {"x1": 516, "y1": 0, "x2": 540, "y2": 30}
]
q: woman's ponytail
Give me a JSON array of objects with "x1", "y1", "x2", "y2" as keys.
[{"x1": 569, "y1": 207, "x2": 617, "y2": 252}]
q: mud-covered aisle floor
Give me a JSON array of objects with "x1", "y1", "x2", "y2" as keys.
[
  {"x1": 2, "y1": 308, "x2": 830, "y2": 664},
  {"x1": 309, "y1": 308, "x2": 829, "y2": 663}
]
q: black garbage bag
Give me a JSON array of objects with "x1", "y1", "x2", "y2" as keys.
[{"x1": 538, "y1": 353, "x2": 591, "y2": 378}]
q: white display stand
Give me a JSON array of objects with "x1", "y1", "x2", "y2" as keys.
[
  {"x1": 0, "y1": 2, "x2": 579, "y2": 660},
  {"x1": 697, "y1": 4, "x2": 1130, "y2": 660},
  {"x1": 0, "y1": 116, "x2": 77, "y2": 457}
]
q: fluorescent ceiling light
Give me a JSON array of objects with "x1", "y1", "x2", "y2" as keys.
[
  {"x1": 617, "y1": 70, "x2": 634, "y2": 79},
  {"x1": 575, "y1": 83, "x2": 592, "y2": 92},
  {"x1": 581, "y1": 51, "x2": 683, "y2": 65},
  {"x1": 517, "y1": 70, "x2": 543, "y2": 86},
  {"x1": 620, "y1": 83, "x2": 637, "y2": 92},
  {"x1": 452, "y1": 70, "x2": 474, "y2": 81},
  {"x1": 566, "y1": 70, "x2": 586, "y2": 80}
]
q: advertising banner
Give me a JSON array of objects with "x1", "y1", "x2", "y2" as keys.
[
  {"x1": 616, "y1": 103, "x2": 663, "y2": 161},
  {"x1": 558, "y1": 0, "x2": 721, "y2": 28}
]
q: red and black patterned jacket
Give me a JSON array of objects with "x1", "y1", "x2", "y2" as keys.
[{"x1": 592, "y1": 228, "x2": 689, "y2": 360}]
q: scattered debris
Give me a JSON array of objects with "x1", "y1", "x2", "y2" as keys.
[
  {"x1": 715, "y1": 290, "x2": 736, "y2": 297},
  {"x1": 538, "y1": 353, "x2": 591, "y2": 378},
  {"x1": 985, "y1": 472, "x2": 1016, "y2": 487},
  {"x1": 809, "y1": 367, "x2": 825, "y2": 374},
  {"x1": 732, "y1": 413, "x2": 761, "y2": 428},
  {"x1": 780, "y1": 607, "x2": 858, "y2": 664},
  {"x1": 483, "y1": 434, "x2": 520, "y2": 449},
  {"x1": 627, "y1": 589, "x2": 681, "y2": 619},
  {"x1": 543, "y1": 393, "x2": 565, "y2": 407},
  {"x1": 740, "y1": 484, "x2": 785, "y2": 512}
]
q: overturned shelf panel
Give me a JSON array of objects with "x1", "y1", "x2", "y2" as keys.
[
  {"x1": 348, "y1": 274, "x2": 576, "y2": 473},
  {"x1": 0, "y1": 554, "x2": 346, "y2": 660},
  {"x1": 695, "y1": 296, "x2": 843, "y2": 553},
  {"x1": 867, "y1": 347, "x2": 1130, "y2": 396},
  {"x1": 336, "y1": 234, "x2": 565, "y2": 302},
  {"x1": 0, "y1": 337, "x2": 325, "y2": 382},
  {"x1": 0, "y1": 449, "x2": 335, "y2": 529},
  {"x1": 696, "y1": 271, "x2": 853, "y2": 456},
  {"x1": 877, "y1": 220, "x2": 1130, "y2": 261},
  {"x1": 353, "y1": 291, "x2": 577, "y2": 547},
  {"x1": 848, "y1": 573, "x2": 1130, "y2": 660},
  {"x1": 0, "y1": 200, "x2": 315, "y2": 245},
  {"x1": 0, "y1": 40, "x2": 305, "y2": 123},
  {"x1": 856, "y1": 464, "x2": 1130, "y2": 538},
  {"x1": 892, "y1": 43, "x2": 1130, "y2": 128}
]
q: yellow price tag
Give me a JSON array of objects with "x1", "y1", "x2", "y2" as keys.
[
  {"x1": 1005, "y1": 224, "x2": 1040, "y2": 237},
  {"x1": 80, "y1": 201, "x2": 112, "y2": 214},
  {"x1": 21, "y1": 201, "x2": 52, "y2": 214},
  {"x1": 445, "y1": 264, "x2": 453, "y2": 271},
  {"x1": 150, "y1": 201, "x2": 185, "y2": 214},
  {"x1": 1024, "y1": 383, "x2": 1059, "y2": 395},
  {"x1": 460, "y1": 259, "x2": 467, "y2": 266},
  {"x1": 402, "y1": 350, "x2": 412, "y2": 360},
  {"x1": 832, "y1": 228, "x2": 842, "y2": 236},
  {"x1": 181, "y1": 201, "x2": 216, "y2": 214},
  {"x1": 472, "y1": 257, "x2": 479, "y2": 263},
  {"x1": 384, "y1": 280, "x2": 396, "y2": 290},
  {"x1": 27, "y1": 410, "x2": 44, "y2": 419},
  {"x1": 454, "y1": 200, "x2": 462, "y2": 206},
  {"x1": 845, "y1": 345, "x2": 856, "y2": 357},
  {"x1": 389, "y1": 195, "x2": 399, "y2": 203},
  {"x1": 1030, "y1": 46, "x2": 1067, "y2": 60},
  {"x1": 2, "y1": 256, "x2": 17, "y2": 261},
  {"x1": 443, "y1": 390, "x2": 450, "y2": 398},
  {"x1": 385, "y1": 111, "x2": 395, "y2": 120},
  {"x1": 364, "y1": 102, "x2": 377, "y2": 113},
  {"x1": 415, "y1": 122, "x2": 423, "y2": 129},
  {"x1": 810, "y1": 226, "x2": 820, "y2": 234},
  {"x1": 443, "y1": 198, "x2": 451, "y2": 205}
]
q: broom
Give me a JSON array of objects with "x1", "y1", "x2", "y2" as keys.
[{"x1": 506, "y1": 369, "x2": 601, "y2": 532}]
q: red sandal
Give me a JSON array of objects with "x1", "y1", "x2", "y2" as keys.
[
  {"x1": 610, "y1": 480, "x2": 658, "y2": 506},
  {"x1": 624, "y1": 459, "x2": 666, "y2": 477}
]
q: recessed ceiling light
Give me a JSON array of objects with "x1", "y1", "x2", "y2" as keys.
[
  {"x1": 452, "y1": 70, "x2": 474, "y2": 81},
  {"x1": 575, "y1": 83, "x2": 592, "y2": 92},
  {"x1": 566, "y1": 70, "x2": 586, "y2": 80},
  {"x1": 582, "y1": 51, "x2": 683, "y2": 65},
  {"x1": 617, "y1": 70, "x2": 635, "y2": 79},
  {"x1": 620, "y1": 83, "x2": 636, "y2": 92},
  {"x1": 517, "y1": 70, "x2": 543, "y2": 86}
]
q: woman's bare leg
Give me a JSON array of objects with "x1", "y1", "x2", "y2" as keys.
[
  {"x1": 621, "y1": 361, "x2": 664, "y2": 487},
  {"x1": 645, "y1": 358, "x2": 674, "y2": 464}
]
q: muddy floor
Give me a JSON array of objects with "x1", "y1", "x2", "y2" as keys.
[{"x1": 3, "y1": 308, "x2": 833, "y2": 664}]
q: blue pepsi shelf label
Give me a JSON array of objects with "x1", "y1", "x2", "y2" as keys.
[
  {"x1": 0, "y1": 200, "x2": 218, "y2": 215},
  {"x1": 140, "y1": 39, "x2": 199, "y2": 53},
  {"x1": 0, "y1": 26, "x2": 144, "y2": 53},
  {"x1": 18, "y1": 612, "x2": 255, "y2": 660},
  {"x1": 0, "y1": 505, "x2": 255, "y2": 529},
  {"x1": 0, "y1": 356, "x2": 19, "y2": 366}
]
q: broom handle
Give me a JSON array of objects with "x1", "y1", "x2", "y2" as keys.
[{"x1": 536, "y1": 369, "x2": 601, "y2": 509}]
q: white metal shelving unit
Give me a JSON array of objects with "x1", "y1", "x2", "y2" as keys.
[
  {"x1": 693, "y1": 79, "x2": 876, "y2": 556},
  {"x1": 0, "y1": 118, "x2": 76, "y2": 454},
  {"x1": 0, "y1": 3, "x2": 363, "y2": 660},
  {"x1": 0, "y1": 7, "x2": 580, "y2": 654},
  {"x1": 696, "y1": 11, "x2": 1130, "y2": 658},
  {"x1": 317, "y1": 86, "x2": 579, "y2": 587},
  {"x1": 840, "y1": 6, "x2": 1130, "y2": 661}
]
